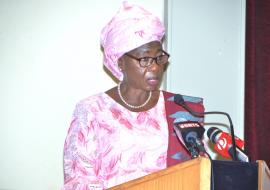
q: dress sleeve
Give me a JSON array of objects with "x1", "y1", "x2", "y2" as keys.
[{"x1": 62, "y1": 102, "x2": 104, "y2": 190}]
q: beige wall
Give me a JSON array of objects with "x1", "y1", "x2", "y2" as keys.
[
  {"x1": 166, "y1": 0, "x2": 246, "y2": 158},
  {"x1": 0, "y1": 1, "x2": 164, "y2": 189}
]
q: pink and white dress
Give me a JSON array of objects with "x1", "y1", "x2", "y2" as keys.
[{"x1": 63, "y1": 92, "x2": 169, "y2": 190}]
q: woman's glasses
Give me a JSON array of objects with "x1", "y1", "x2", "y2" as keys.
[{"x1": 125, "y1": 50, "x2": 170, "y2": 67}]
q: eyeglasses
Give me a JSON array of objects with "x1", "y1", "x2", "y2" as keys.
[{"x1": 125, "y1": 50, "x2": 170, "y2": 67}]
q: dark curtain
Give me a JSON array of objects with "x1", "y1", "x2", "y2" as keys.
[{"x1": 245, "y1": 0, "x2": 270, "y2": 167}]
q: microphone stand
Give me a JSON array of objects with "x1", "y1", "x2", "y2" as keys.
[{"x1": 174, "y1": 94, "x2": 238, "y2": 161}]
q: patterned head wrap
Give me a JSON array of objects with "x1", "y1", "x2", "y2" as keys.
[{"x1": 100, "y1": 1, "x2": 165, "y2": 80}]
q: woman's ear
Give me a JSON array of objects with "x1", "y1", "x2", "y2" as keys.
[{"x1": 117, "y1": 57, "x2": 124, "y2": 72}]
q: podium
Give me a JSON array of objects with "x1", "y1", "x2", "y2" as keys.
[{"x1": 109, "y1": 157, "x2": 270, "y2": 190}]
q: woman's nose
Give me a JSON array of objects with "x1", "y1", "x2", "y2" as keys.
[{"x1": 148, "y1": 60, "x2": 162, "y2": 72}]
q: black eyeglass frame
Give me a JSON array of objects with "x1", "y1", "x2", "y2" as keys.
[{"x1": 125, "y1": 50, "x2": 170, "y2": 67}]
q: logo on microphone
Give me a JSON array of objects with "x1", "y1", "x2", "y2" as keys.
[
  {"x1": 176, "y1": 121, "x2": 202, "y2": 129},
  {"x1": 214, "y1": 132, "x2": 233, "y2": 158},
  {"x1": 216, "y1": 137, "x2": 227, "y2": 151}
]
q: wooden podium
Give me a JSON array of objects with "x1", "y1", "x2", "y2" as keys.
[
  {"x1": 258, "y1": 160, "x2": 270, "y2": 190},
  {"x1": 109, "y1": 157, "x2": 270, "y2": 190}
]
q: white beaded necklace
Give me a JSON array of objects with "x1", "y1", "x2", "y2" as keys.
[{"x1": 117, "y1": 82, "x2": 152, "y2": 109}]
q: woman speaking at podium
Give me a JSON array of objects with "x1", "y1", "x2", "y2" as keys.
[{"x1": 62, "y1": 2, "x2": 204, "y2": 189}]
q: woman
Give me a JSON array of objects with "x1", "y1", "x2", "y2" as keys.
[{"x1": 63, "y1": 2, "x2": 204, "y2": 190}]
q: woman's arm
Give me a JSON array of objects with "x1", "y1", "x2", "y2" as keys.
[{"x1": 62, "y1": 103, "x2": 104, "y2": 190}]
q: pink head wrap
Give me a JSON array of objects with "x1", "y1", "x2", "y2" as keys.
[{"x1": 100, "y1": 1, "x2": 165, "y2": 81}]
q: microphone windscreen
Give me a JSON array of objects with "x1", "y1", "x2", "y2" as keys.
[
  {"x1": 207, "y1": 127, "x2": 221, "y2": 143},
  {"x1": 174, "y1": 94, "x2": 185, "y2": 105},
  {"x1": 174, "y1": 121, "x2": 205, "y2": 147}
]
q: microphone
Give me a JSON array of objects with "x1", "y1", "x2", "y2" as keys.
[
  {"x1": 174, "y1": 94, "x2": 238, "y2": 161},
  {"x1": 174, "y1": 121, "x2": 206, "y2": 158},
  {"x1": 207, "y1": 127, "x2": 249, "y2": 162}
]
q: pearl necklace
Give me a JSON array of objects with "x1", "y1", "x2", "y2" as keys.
[{"x1": 117, "y1": 82, "x2": 152, "y2": 109}]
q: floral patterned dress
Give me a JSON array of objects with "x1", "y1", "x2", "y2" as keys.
[{"x1": 63, "y1": 92, "x2": 169, "y2": 190}]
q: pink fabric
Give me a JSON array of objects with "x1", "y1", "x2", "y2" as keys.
[
  {"x1": 100, "y1": 1, "x2": 165, "y2": 80},
  {"x1": 62, "y1": 92, "x2": 168, "y2": 190}
]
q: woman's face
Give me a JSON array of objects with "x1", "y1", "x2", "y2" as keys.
[{"x1": 119, "y1": 41, "x2": 168, "y2": 91}]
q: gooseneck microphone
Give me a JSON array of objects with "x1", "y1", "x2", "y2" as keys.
[{"x1": 174, "y1": 94, "x2": 238, "y2": 161}]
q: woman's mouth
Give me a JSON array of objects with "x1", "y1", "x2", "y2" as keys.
[{"x1": 147, "y1": 78, "x2": 160, "y2": 86}]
